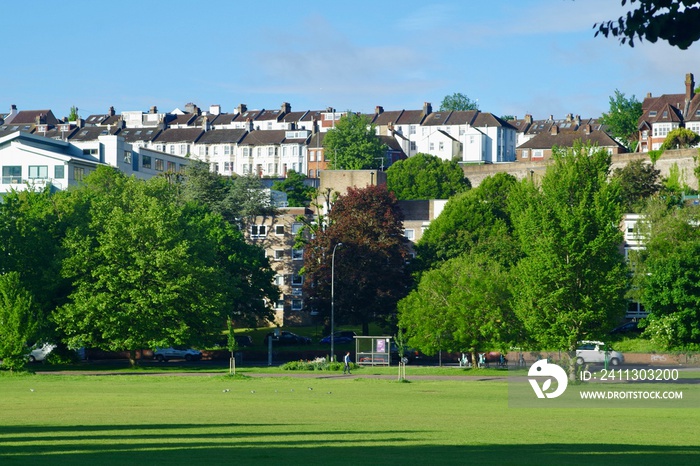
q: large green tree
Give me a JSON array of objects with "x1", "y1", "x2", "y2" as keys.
[
  {"x1": 386, "y1": 153, "x2": 471, "y2": 200},
  {"x1": 599, "y1": 90, "x2": 643, "y2": 151},
  {"x1": 414, "y1": 172, "x2": 519, "y2": 273},
  {"x1": 663, "y1": 127, "x2": 700, "y2": 149},
  {"x1": 629, "y1": 198, "x2": 700, "y2": 348},
  {"x1": 271, "y1": 170, "x2": 315, "y2": 207},
  {"x1": 594, "y1": 0, "x2": 700, "y2": 49},
  {"x1": 509, "y1": 144, "x2": 629, "y2": 368},
  {"x1": 612, "y1": 159, "x2": 661, "y2": 212},
  {"x1": 53, "y1": 168, "x2": 274, "y2": 365},
  {"x1": 324, "y1": 113, "x2": 386, "y2": 170},
  {"x1": 302, "y1": 185, "x2": 410, "y2": 335},
  {"x1": 440, "y1": 92, "x2": 479, "y2": 111},
  {"x1": 398, "y1": 252, "x2": 514, "y2": 364},
  {"x1": 0, "y1": 272, "x2": 39, "y2": 371}
]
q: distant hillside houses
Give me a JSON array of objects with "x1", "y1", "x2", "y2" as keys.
[{"x1": 14, "y1": 74, "x2": 700, "y2": 187}]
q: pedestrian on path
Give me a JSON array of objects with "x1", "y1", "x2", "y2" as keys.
[{"x1": 343, "y1": 351, "x2": 352, "y2": 374}]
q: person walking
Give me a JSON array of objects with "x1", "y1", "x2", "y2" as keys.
[{"x1": 343, "y1": 351, "x2": 352, "y2": 374}]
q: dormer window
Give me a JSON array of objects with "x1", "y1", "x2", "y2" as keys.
[
  {"x1": 662, "y1": 111, "x2": 668, "y2": 118},
  {"x1": 649, "y1": 111, "x2": 657, "y2": 117}
]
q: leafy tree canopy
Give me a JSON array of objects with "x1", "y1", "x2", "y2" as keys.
[
  {"x1": 398, "y1": 252, "x2": 516, "y2": 364},
  {"x1": 386, "y1": 153, "x2": 471, "y2": 200},
  {"x1": 0, "y1": 272, "x2": 39, "y2": 371},
  {"x1": 414, "y1": 172, "x2": 519, "y2": 273},
  {"x1": 439, "y1": 92, "x2": 479, "y2": 111},
  {"x1": 630, "y1": 198, "x2": 700, "y2": 348},
  {"x1": 663, "y1": 127, "x2": 700, "y2": 150},
  {"x1": 271, "y1": 170, "x2": 315, "y2": 207},
  {"x1": 302, "y1": 185, "x2": 410, "y2": 335},
  {"x1": 612, "y1": 159, "x2": 661, "y2": 212},
  {"x1": 599, "y1": 89, "x2": 643, "y2": 150},
  {"x1": 509, "y1": 143, "x2": 629, "y2": 356},
  {"x1": 594, "y1": 0, "x2": 700, "y2": 49},
  {"x1": 323, "y1": 113, "x2": 385, "y2": 170}
]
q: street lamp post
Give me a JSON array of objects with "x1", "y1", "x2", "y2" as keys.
[{"x1": 331, "y1": 242, "x2": 343, "y2": 362}]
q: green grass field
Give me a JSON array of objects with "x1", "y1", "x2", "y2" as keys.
[{"x1": 1, "y1": 371, "x2": 699, "y2": 465}]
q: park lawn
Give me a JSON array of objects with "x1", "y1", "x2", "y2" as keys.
[{"x1": 1, "y1": 374, "x2": 698, "y2": 466}]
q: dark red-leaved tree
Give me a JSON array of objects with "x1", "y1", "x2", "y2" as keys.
[{"x1": 303, "y1": 184, "x2": 410, "y2": 335}]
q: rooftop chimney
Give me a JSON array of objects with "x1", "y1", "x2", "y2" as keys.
[
  {"x1": 551, "y1": 125, "x2": 559, "y2": 136},
  {"x1": 375, "y1": 106, "x2": 384, "y2": 115},
  {"x1": 209, "y1": 104, "x2": 221, "y2": 115},
  {"x1": 236, "y1": 104, "x2": 247, "y2": 115},
  {"x1": 108, "y1": 106, "x2": 115, "y2": 116},
  {"x1": 281, "y1": 102, "x2": 291, "y2": 114},
  {"x1": 422, "y1": 102, "x2": 433, "y2": 116},
  {"x1": 150, "y1": 106, "x2": 158, "y2": 114},
  {"x1": 686, "y1": 73, "x2": 695, "y2": 102},
  {"x1": 525, "y1": 114, "x2": 533, "y2": 124}
]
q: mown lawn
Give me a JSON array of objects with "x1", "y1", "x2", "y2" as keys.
[{"x1": 1, "y1": 372, "x2": 699, "y2": 465}]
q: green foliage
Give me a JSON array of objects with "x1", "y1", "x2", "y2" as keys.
[
  {"x1": 663, "y1": 127, "x2": 700, "y2": 150},
  {"x1": 648, "y1": 149, "x2": 664, "y2": 165},
  {"x1": 323, "y1": 113, "x2": 385, "y2": 170},
  {"x1": 386, "y1": 153, "x2": 471, "y2": 200},
  {"x1": 68, "y1": 106, "x2": 79, "y2": 121},
  {"x1": 271, "y1": 170, "x2": 315, "y2": 207},
  {"x1": 414, "y1": 172, "x2": 519, "y2": 273},
  {"x1": 398, "y1": 253, "x2": 515, "y2": 362},
  {"x1": 302, "y1": 185, "x2": 410, "y2": 335},
  {"x1": 281, "y1": 359, "x2": 355, "y2": 371},
  {"x1": 509, "y1": 143, "x2": 629, "y2": 352},
  {"x1": 0, "y1": 272, "x2": 39, "y2": 371},
  {"x1": 594, "y1": 0, "x2": 700, "y2": 49},
  {"x1": 180, "y1": 162, "x2": 276, "y2": 226},
  {"x1": 630, "y1": 199, "x2": 700, "y2": 347},
  {"x1": 599, "y1": 90, "x2": 642, "y2": 150},
  {"x1": 612, "y1": 159, "x2": 661, "y2": 212},
  {"x1": 52, "y1": 167, "x2": 275, "y2": 364},
  {"x1": 439, "y1": 92, "x2": 479, "y2": 111}
]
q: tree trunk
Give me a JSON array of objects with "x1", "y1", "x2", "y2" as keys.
[{"x1": 129, "y1": 349, "x2": 137, "y2": 368}]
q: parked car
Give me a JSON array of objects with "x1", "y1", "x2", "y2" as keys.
[
  {"x1": 319, "y1": 331, "x2": 357, "y2": 345},
  {"x1": 153, "y1": 347, "x2": 202, "y2": 362},
  {"x1": 28, "y1": 343, "x2": 56, "y2": 363},
  {"x1": 264, "y1": 331, "x2": 312, "y2": 345},
  {"x1": 575, "y1": 341, "x2": 624, "y2": 366},
  {"x1": 610, "y1": 321, "x2": 640, "y2": 334},
  {"x1": 234, "y1": 335, "x2": 254, "y2": 347}
]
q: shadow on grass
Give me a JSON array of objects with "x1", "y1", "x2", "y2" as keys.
[{"x1": 1, "y1": 423, "x2": 698, "y2": 466}]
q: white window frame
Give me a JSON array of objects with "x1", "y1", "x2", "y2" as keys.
[{"x1": 250, "y1": 225, "x2": 267, "y2": 237}]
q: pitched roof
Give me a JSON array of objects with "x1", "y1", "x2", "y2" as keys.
[
  {"x1": 69, "y1": 126, "x2": 121, "y2": 142},
  {"x1": 152, "y1": 127, "x2": 204, "y2": 144},
  {"x1": 239, "y1": 129, "x2": 288, "y2": 146},
  {"x1": 197, "y1": 129, "x2": 247, "y2": 144},
  {"x1": 5, "y1": 109, "x2": 59, "y2": 126},
  {"x1": 395, "y1": 110, "x2": 426, "y2": 125},
  {"x1": 517, "y1": 126, "x2": 624, "y2": 150},
  {"x1": 116, "y1": 127, "x2": 161, "y2": 143}
]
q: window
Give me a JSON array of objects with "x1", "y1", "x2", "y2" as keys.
[
  {"x1": 213, "y1": 146, "x2": 218, "y2": 156},
  {"x1": 224, "y1": 161, "x2": 231, "y2": 172},
  {"x1": 2, "y1": 166, "x2": 21, "y2": 184},
  {"x1": 521, "y1": 149, "x2": 529, "y2": 159},
  {"x1": 409, "y1": 125, "x2": 416, "y2": 135},
  {"x1": 429, "y1": 142, "x2": 435, "y2": 151},
  {"x1": 155, "y1": 158, "x2": 165, "y2": 171},
  {"x1": 224, "y1": 145, "x2": 230, "y2": 155},
  {"x1": 292, "y1": 248, "x2": 303, "y2": 260},
  {"x1": 292, "y1": 299, "x2": 303, "y2": 311},
  {"x1": 28, "y1": 165, "x2": 48, "y2": 179},
  {"x1": 310, "y1": 151, "x2": 316, "y2": 162},
  {"x1": 124, "y1": 151, "x2": 132, "y2": 164},
  {"x1": 291, "y1": 222, "x2": 303, "y2": 234},
  {"x1": 74, "y1": 167, "x2": 85, "y2": 181},
  {"x1": 274, "y1": 249, "x2": 285, "y2": 261},
  {"x1": 169, "y1": 145, "x2": 175, "y2": 155},
  {"x1": 276, "y1": 300, "x2": 285, "y2": 310},
  {"x1": 439, "y1": 142, "x2": 444, "y2": 151},
  {"x1": 167, "y1": 161, "x2": 176, "y2": 172},
  {"x1": 410, "y1": 141, "x2": 417, "y2": 151},
  {"x1": 404, "y1": 229, "x2": 415, "y2": 240},
  {"x1": 54, "y1": 165, "x2": 65, "y2": 179},
  {"x1": 533, "y1": 149, "x2": 544, "y2": 158},
  {"x1": 275, "y1": 225, "x2": 285, "y2": 235},
  {"x1": 649, "y1": 111, "x2": 657, "y2": 117},
  {"x1": 274, "y1": 275, "x2": 285, "y2": 286},
  {"x1": 142, "y1": 155, "x2": 152, "y2": 169},
  {"x1": 292, "y1": 274, "x2": 304, "y2": 286},
  {"x1": 250, "y1": 225, "x2": 267, "y2": 237}
]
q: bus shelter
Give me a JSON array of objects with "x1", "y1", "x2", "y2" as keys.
[{"x1": 354, "y1": 336, "x2": 392, "y2": 366}]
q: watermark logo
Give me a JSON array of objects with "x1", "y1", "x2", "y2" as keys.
[{"x1": 528, "y1": 359, "x2": 568, "y2": 399}]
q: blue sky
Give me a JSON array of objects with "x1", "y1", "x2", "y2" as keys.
[{"x1": 4, "y1": 0, "x2": 700, "y2": 121}]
